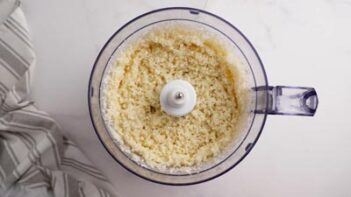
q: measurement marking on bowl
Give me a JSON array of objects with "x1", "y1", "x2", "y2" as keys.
[
  {"x1": 190, "y1": 10, "x2": 199, "y2": 15},
  {"x1": 245, "y1": 143, "x2": 253, "y2": 152},
  {"x1": 90, "y1": 87, "x2": 94, "y2": 97}
]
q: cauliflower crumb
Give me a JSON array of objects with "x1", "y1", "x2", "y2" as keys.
[{"x1": 102, "y1": 25, "x2": 246, "y2": 170}]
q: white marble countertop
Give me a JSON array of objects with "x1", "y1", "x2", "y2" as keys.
[{"x1": 23, "y1": 0, "x2": 351, "y2": 196}]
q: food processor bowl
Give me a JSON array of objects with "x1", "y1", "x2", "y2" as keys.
[{"x1": 88, "y1": 7, "x2": 318, "y2": 185}]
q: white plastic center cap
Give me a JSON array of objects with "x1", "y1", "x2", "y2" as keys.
[{"x1": 160, "y1": 80, "x2": 196, "y2": 117}]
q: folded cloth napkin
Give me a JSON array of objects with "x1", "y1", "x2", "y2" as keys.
[{"x1": 0, "y1": 2, "x2": 115, "y2": 197}]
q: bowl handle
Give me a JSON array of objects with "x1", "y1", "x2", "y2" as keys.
[{"x1": 255, "y1": 86, "x2": 318, "y2": 116}]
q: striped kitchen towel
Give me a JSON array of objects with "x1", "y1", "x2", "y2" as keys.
[{"x1": 0, "y1": 2, "x2": 115, "y2": 197}]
